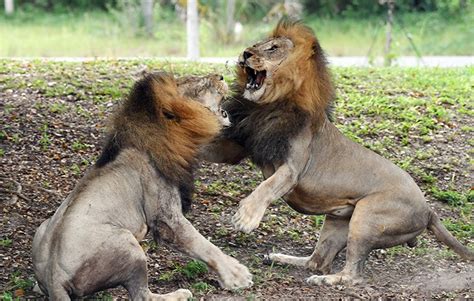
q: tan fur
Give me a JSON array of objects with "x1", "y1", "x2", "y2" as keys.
[
  {"x1": 235, "y1": 20, "x2": 334, "y2": 124},
  {"x1": 176, "y1": 74, "x2": 230, "y2": 127},
  {"x1": 176, "y1": 74, "x2": 228, "y2": 102},
  {"x1": 31, "y1": 73, "x2": 252, "y2": 300},
  {"x1": 111, "y1": 74, "x2": 220, "y2": 183},
  {"x1": 204, "y1": 21, "x2": 473, "y2": 286}
]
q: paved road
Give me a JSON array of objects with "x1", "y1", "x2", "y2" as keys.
[{"x1": 3, "y1": 56, "x2": 473, "y2": 67}]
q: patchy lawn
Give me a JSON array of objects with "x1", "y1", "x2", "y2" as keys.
[{"x1": 0, "y1": 60, "x2": 473, "y2": 299}]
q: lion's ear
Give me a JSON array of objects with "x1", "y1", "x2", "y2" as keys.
[
  {"x1": 311, "y1": 40, "x2": 324, "y2": 58},
  {"x1": 311, "y1": 42, "x2": 317, "y2": 56}
]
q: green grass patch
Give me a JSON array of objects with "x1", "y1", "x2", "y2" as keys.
[
  {"x1": 0, "y1": 238, "x2": 12, "y2": 247},
  {"x1": 191, "y1": 281, "x2": 216, "y2": 294},
  {"x1": 431, "y1": 189, "x2": 462, "y2": 206},
  {"x1": 442, "y1": 218, "x2": 474, "y2": 240},
  {"x1": 2, "y1": 271, "x2": 35, "y2": 300},
  {"x1": 159, "y1": 260, "x2": 208, "y2": 282}
]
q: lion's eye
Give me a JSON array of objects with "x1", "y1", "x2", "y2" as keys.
[
  {"x1": 267, "y1": 45, "x2": 279, "y2": 52},
  {"x1": 163, "y1": 111, "x2": 176, "y2": 120},
  {"x1": 221, "y1": 109, "x2": 228, "y2": 119}
]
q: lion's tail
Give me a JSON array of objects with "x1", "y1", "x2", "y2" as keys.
[{"x1": 427, "y1": 210, "x2": 474, "y2": 261}]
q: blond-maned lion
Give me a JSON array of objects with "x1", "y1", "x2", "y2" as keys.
[
  {"x1": 203, "y1": 20, "x2": 473, "y2": 285},
  {"x1": 32, "y1": 73, "x2": 252, "y2": 300}
]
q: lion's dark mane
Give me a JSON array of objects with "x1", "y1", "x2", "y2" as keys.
[
  {"x1": 95, "y1": 74, "x2": 196, "y2": 213},
  {"x1": 222, "y1": 95, "x2": 309, "y2": 167}
]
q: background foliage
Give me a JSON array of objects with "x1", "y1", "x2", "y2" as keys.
[
  {"x1": 0, "y1": 0, "x2": 472, "y2": 57},
  {"x1": 1, "y1": 0, "x2": 470, "y2": 16}
]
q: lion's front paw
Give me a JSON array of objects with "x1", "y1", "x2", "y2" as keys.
[
  {"x1": 231, "y1": 197, "x2": 265, "y2": 233},
  {"x1": 218, "y1": 256, "x2": 253, "y2": 290}
]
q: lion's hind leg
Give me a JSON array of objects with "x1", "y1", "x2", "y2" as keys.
[
  {"x1": 94, "y1": 231, "x2": 192, "y2": 301},
  {"x1": 306, "y1": 216, "x2": 349, "y2": 274},
  {"x1": 307, "y1": 196, "x2": 426, "y2": 286},
  {"x1": 268, "y1": 216, "x2": 349, "y2": 274}
]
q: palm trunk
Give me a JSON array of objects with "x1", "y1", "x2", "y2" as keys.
[
  {"x1": 226, "y1": 0, "x2": 235, "y2": 38},
  {"x1": 141, "y1": 0, "x2": 154, "y2": 37},
  {"x1": 384, "y1": 0, "x2": 394, "y2": 66},
  {"x1": 5, "y1": 0, "x2": 14, "y2": 15},
  {"x1": 187, "y1": 0, "x2": 200, "y2": 60}
]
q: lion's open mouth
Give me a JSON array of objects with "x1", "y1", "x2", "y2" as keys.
[{"x1": 245, "y1": 66, "x2": 266, "y2": 90}]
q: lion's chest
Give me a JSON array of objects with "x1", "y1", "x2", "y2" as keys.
[{"x1": 262, "y1": 164, "x2": 356, "y2": 217}]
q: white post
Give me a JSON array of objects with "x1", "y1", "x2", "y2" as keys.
[
  {"x1": 5, "y1": 0, "x2": 14, "y2": 15},
  {"x1": 186, "y1": 0, "x2": 200, "y2": 60}
]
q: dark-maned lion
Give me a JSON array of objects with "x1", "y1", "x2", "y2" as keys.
[
  {"x1": 32, "y1": 73, "x2": 252, "y2": 300},
  {"x1": 203, "y1": 20, "x2": 473, "y2": 285}
]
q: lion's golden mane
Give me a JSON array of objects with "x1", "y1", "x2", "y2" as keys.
[{"x1": 235, "y1": 20, "x2": 335, "y2": 124}]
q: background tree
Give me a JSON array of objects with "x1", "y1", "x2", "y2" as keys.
[
  {"x1": 141, "y1": 0, "x2": 154, "y2": 37},
  {"x1": 4, "y1": 0, "x2": 14, "y2": 14},
  {"x1": 226, "y1": 0, "x2": 235, "y2": 39},
  {"x1": 187, "y1": 0, "x2": 199, "y2": 60}
]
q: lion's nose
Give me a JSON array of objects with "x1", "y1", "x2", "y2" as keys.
[{"x1": 243, "y1": 51, "x2": 253, "y2": 60}]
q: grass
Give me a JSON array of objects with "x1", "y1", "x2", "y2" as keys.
[
  {"x1": 0, "y1": 238, "x2": 12, "y2": 247},
  {"x1": 2, "y1": 271, "x2": 35, "y2": 300},
  {"x1": 1, "y1": 60, "x2": 473, "y2": 297},
  {"x1": 1, "y1": 60, "x2": 472, "y2": 196},
  {"x1": 0, "y1": 10, "x2": 472, "y2": 57},
  {"x1": 158, "y1": 260, "x2": 209, "y2": 282}
]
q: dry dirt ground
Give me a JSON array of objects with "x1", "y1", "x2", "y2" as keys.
[{"x1": 1, "y1": 61, "x2": 473, "y2": 299}]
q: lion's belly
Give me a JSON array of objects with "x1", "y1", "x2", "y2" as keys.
[{"x1": 284, "y1": 185, "x2": 357, "y2": 217}]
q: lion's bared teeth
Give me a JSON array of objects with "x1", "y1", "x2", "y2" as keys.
[{"x1": 244, "y1": 66, "x2": 266, "y2": 91}]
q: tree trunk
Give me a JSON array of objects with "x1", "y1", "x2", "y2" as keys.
[
  {"x1": 187, "y1": 0, "x2": 200, "y2": 60},
  {"x1": 226, "y1": 0, "x2": 235, "y2": 38},
  {"x1": 384, "y1": 0, "x2": 394, "y2": 66},
  {"x1": 141, "y1": 0, "x2": 154, "y2": 37},
  {"x1": 5, "y1": 0, "x2": 14, "y2": 15}
]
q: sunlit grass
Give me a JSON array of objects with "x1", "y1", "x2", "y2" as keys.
[
  {"x1": 306, "y1": 12, "x2": 474, "y2": 56},
  {"x1": 0, "y1": 11, "x2": 187, "y2": 57},
  {"x1": 0, "y1": 9, "x2": 472, "y2": 57}
]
